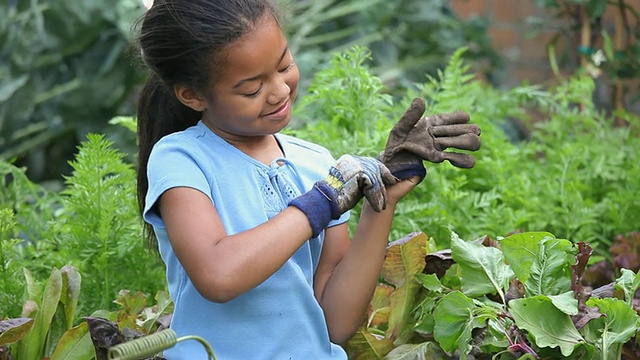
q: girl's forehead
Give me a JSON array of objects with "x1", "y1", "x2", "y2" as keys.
[{"x1": 216, "y1": 15, "x2": 288, "y2": 81}]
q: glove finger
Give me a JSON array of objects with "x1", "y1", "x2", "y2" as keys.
[
  {"x1": 431, "y1": 124, "x2": 481, "y2": 137},
  {"x1": 356, "y1": 157, "x2": 389, "y2": 211},
  {"x1": 434, "y1": 133, "x2": 482, "y2": 151},
  {"x1": 362, "y1": 174, "x2": 387, "y2": 212},
  {"x1": 441, "y1": 152, "x2": 476, "y2": 168},
  {"x1": 388, "y1": 98, "x2": 425, "y2": 141},
  {"x1": 428, "y1": 111, "x2": 470, "y2": 126},
  {"x1": 378, "y1": 161, "x2": 399, "y2": 185}
]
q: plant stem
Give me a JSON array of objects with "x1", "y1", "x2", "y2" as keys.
[
  {"x1": 613, "y1": 0, "x2": 626, "y2": 123},
  {"x1": 579, "y1": 5, "x2": 591, "y2": 68}
]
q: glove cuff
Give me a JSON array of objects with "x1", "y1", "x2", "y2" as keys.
[
  {"x1": 289, "y1": 182, "x2": 341, "y2": 238},
  {"x1": 390, "y1": 165, "x2": 426, "y2": 182}
]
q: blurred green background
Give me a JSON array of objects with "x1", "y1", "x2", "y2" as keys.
[
  {"x1": 1, "y1": 0, "x2": 500, "y2": 183},
  {"x1": 2, "y1": 0, "x2": 638, "y2": 184}
]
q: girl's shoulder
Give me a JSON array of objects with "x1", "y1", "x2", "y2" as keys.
[
  {"x1": 276, "y1": 133, "x2": 333, "y2": 158},
  {"x1": 152, "y1": 122, "x2": 216, "y2": 155}
]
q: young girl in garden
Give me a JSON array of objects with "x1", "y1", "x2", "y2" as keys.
[{"x1": 135, "y1": 0, "x2": 479, "y2": 358}]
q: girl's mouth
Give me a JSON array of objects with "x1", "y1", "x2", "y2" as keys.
[{"x1": 263, "y1": 100, "x2": 290, "y2": 118}]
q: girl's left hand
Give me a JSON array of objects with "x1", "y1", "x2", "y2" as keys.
[{"x1": 384, "y1": 176, "x2": 421, "y2": 207}]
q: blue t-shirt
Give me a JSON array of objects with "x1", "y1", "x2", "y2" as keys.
[{"x1": 144, "y1": 121, "x2": 349, "y2": 360}]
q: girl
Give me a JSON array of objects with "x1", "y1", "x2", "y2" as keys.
[{"x1": 136, "y1": 0, "x2": 419, "y2": 358}]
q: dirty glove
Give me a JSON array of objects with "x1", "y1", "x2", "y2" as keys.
[
  {"x1": 379, "y1": 98, "x2": 481, "y2": 182},
  {"x1": 289, "y1": 155, "x2": 395, "y2": 237}
]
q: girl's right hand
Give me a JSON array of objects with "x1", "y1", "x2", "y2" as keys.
[{"x1": 289, "y1": 155, "x2": 395, "y2": 237}]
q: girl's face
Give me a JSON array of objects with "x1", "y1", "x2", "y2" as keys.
[{"x1": 199, "y1": 14, "x2": 299, "y2": 141}]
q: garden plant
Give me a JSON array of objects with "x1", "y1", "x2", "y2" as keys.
[{"x1": 1, "y1": 46, "x2": 639, "y2": 359}]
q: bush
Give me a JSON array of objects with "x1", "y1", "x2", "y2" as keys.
[{"x1": 0, "y1": 134, "x2": 165, "y2": 319}]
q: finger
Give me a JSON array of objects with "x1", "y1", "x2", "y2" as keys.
[
  {"x1": 434, "y1": 133, "x2": 482, "y2": 151},
  {"x1": 378, "y1": 162, "x2": 399, "y2": 185},
  {"x1": 389, "y1": 98, "x2": 426, "y2": 139},
  {"x1": 442, "y1": 152, "x2": 476, "y2": 168},
  {"x1": 428, "y1": 111, "x2": 470, "y2": 126},
  {"x1": 431, "y1": 124, "x2": 481, "y2": 137}
]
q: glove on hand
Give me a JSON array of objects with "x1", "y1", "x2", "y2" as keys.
[
  {"x1": 289, "y1": 155, "x2": 395, "y2": 237},
  {"x1": 379, "y1": 98, "x2": 481, "y2": 182}
]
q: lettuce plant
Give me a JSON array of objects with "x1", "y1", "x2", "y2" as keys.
[{"x1": 345, "y1": 231, "x2": 640, "y2": 359}]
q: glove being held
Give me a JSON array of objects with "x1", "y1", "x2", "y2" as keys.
[
  {"x1": 289, "y1": 155, "x2": 394, "y2": 237},
  {"x1": 379, "y1": 98, "x2": 481, "y2": 182}
]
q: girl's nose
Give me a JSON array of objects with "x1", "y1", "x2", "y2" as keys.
[{"x1": 267, "y1": 81, "x2": 290, "y2": 105}]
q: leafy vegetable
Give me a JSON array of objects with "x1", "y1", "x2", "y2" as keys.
[{"x1": 509, "y1": 296, "x2": 584, "y2": 356}]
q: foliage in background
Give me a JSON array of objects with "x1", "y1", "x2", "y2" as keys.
[
  {"x1": 290, "y1": 46, "x2": 640, "y2": 258},
  {"x1": 0, "y1": 134, "x2": 165, "y2": 321},
  {"x1": 0, "y1": 266, "x2": 172, "y2": 360},
  {"x1": 48, "y1": 134, "x2": 165, "y2": 313},
  {"x1": 1, "y1": 0, "x2": 498, "y2": 183},
  {"x1": 528, "y1": 0, "x2": 640, "y2": 114},
  {"x1": 0, "y1": 0, "x2": 147, "y2": 180},
  {"x1": 281, "y1": 0, "x2": 499, "y2": 94},
  {"x1": 0, "y1": 210, "x2": 26, "y2": 317}
]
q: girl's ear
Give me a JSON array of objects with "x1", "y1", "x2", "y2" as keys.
[{"x1": 174, "y1": 85, "x2": 206, "y2": 111}]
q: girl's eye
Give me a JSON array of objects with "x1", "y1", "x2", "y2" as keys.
[
  {"x1": 243, "y1": 86, "x2": 262, "y2": 98},
  {"x1": 279, "y1": 61, "x2": 294, "y2": 73}
]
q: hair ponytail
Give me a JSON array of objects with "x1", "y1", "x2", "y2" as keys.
[{"x1": 136, "y1": 72, "x2": 201, "y2": 250}]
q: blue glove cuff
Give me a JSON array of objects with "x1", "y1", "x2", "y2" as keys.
[
  {"x1": 289, "y1": 182, "x2": 340, "y2": 238},
  {"x1": 391, "y1": 165, "x2": 426, "y2": 182}
]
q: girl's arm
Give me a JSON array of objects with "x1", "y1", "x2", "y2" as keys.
[
  {"x1": 160, "y1": 186, "x2": 314, "y2": 303},
  {"x1": 313, "y1": 178, "x2": 419, "y2": 344}
]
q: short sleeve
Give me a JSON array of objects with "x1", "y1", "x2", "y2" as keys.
[{"x1": 143, "y1": 134, "x2": 213, "y2": 227}]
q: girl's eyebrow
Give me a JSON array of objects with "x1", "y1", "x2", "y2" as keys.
[{"x1": 233, "y1": 44, "x2": 290, "y2": 89}]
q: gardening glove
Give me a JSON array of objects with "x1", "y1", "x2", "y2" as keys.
[
  {"x1": 379, "y1": 97, "x2": 481, "y2": 182},
  {"x1": 289, "y1": 155, "x2": 395, "y2": 237}
]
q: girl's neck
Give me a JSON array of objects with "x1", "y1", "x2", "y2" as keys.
[{"x1": 224, "y1": 132, "x2": 284, "y2": 165}]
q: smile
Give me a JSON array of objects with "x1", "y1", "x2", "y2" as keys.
[{"x1": 263, "y1": 100, "x2": 290, "y2": 118}]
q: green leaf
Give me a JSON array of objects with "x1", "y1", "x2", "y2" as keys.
[
  {"x1": 614, "y1": 268, "x2": 640, "y2": 307},
  {"x1": 433, "y1": 291, "x2": 486, "y2": 355},
  {"x1": 413, "y1": 297, "x2": 437, "y2": 336},
  {"x1": 19, "y1": 268, "x2": 63, "y2": 360},
  {"x1": 524, "y1": 237, "x2": 574, "y2": 297},
  {"x1": 381, "y1": 233, "x2": 427, "y2": 342},
  {"x1": 23, "y1": 268, "x2": 41, "y2": 303},
  {"x1": 46, "y1": 304, "x2": 69, "y2": 357},
  {"x1": 601, "y1": 31, "x2": 615, "y2": 67},
  {"x1": 415, "y1": 274, "x2": 443, "y2": 293},
  {"x1": 588, "y1": 0, "x2": 607, "y2": 18},
  {"x1": 582, "y1": 297, "x2": 640, "y2": 357},
  {"x1": 547, "y1": 291, "x2": 579, "y2": 316},
  {"x1": 0, "y1": 74, "x2": 29, "y2": 102},
  {"x1": 500, "y1": 232, "x2": 554, "y2": 283},
  {"x1": 108, "y1": 116, "x2": 137, "y2": 133},
  {"x1": 60, "y1": 265, "x2": 82, "y2": 330},
  {"x1": 451, "y1": 233, "x2": 513, "y2": 302},
  {"x1": 383, "y1": 342, "x2": 446, "y2": 359},
  {"x1": 49, "y1": 322, "x2": 95, "y2": 360},
  {"x1": 509, "y1": 296, "x2": 584, "y2": 356}
]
